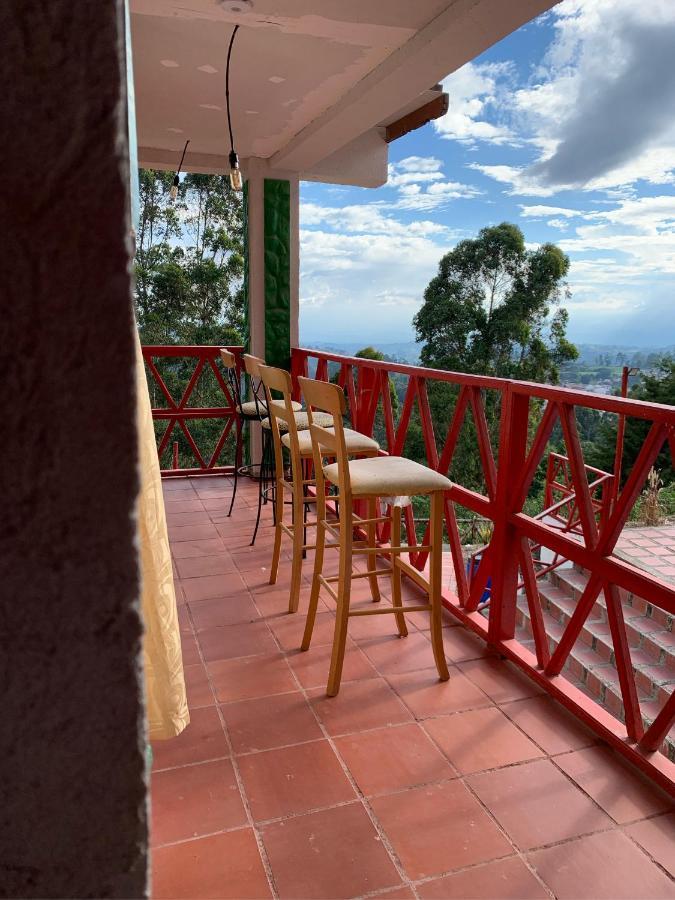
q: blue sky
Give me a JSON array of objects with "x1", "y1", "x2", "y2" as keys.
[{"x1": 299, "y1": 0, "x2": 675, "y2": 349}]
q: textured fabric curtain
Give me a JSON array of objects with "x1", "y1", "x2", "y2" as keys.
[{"x1": 135, "y1": 331, "x2": 189, "y2": 740}]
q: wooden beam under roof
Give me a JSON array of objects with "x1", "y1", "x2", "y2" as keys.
[{"x1": 384, "y1": 92, "x2": 449, "y2": 143}]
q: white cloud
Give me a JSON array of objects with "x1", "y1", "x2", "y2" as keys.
[
  {"x1": 552, "y1": 195, "x2": 675, "y2": 278},
  {"x1": 386, "y1": 156, "x2": 481, "y2": 210},
  {"x1": 299, "y1": 202, "x2": 449, "y2": 237},
  {"x1": 468, "y1": 164, "x2": 556, "y2": 197},
  {"x1": 298, "y1": 191, "x2": 459, "y2": 339},
  {"x1": 387, "y1": 156, "x2": 445, "y2": 187},
  {"x1": 386, "y1": 170, "x2": 444, "y2": 187},
  {"x1": 396, "y1": 156, "x2": 445, "y2": 174},
  {"x1": 434, "y1": 61, "x2": 516, "y2": 144},
  {"x1": 593, "y1": 195, "x2": 675, "y2": 232},
  {"x1": 520, "y1": 205, "x2": 580, "y2": 219},
  {"x1": 394, "y1": 181, "x2": 481, "y2": 211},
  {"x1": 445, "y1": 1, "x2": 675, "y2": 195}
]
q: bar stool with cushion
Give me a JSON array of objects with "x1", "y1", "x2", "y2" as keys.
[
  {"x1": 240, "y1": 353, "x2": 301, "y2": 544},
  {"x1": 259, "y1": 364, "x2": 365, "y2": 613},
  {"x1": 244, "y1": 354, "x2": 335, "y2": 546},
  {"x1": 220, "y1": 349, "x2": 302, "y2": 521},
  {"x1": 298, "y1": 376, "x2": 452, "y2": 696},
  {"x1": 240, "y1": 353, "x2": 303, "y2": 419}
]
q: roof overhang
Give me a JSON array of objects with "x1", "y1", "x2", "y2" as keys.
[{"x1": 131, "y1": 0, "x2": 555, "y2": 187}]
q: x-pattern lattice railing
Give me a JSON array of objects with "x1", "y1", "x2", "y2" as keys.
[
  {"x1": 292, "y1": 347, "x2": 675, "y2": 794},
  {"x1": 543, "y1": 451, "x2": 613, "y2": 533},
  {"x1": 142, "y1": 345, "x2": 243, "y2": 475},
  {"x1": 466, "y1": 449, "x2": 613, "y2": 609}
]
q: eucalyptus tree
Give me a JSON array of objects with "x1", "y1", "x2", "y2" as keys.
[{"x1": 413, "y1": 223, "x2": 577, "y2": 496}]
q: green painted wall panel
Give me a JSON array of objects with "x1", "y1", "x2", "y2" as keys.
[
  {"x1": 263, "y1": 178, "x2": 291, "y2": 368},
  {"x1": 242, "y1": 179, "x2": 250, "y2": 352}
]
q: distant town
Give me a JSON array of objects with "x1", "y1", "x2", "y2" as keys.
[{"x1": 302, "y1": 339, "x2": 674, "y2": 395}]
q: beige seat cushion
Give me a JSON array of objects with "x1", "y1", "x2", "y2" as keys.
[
  {"x1": 238, "y1": 399, "x2": 302, "y2": 417},
  {"x1": 261, "y1": 411, "x2": 334, "y2": 432},
  {"x1": 282, "y1": 427, "x2": 379, "y2": 456},
  {"x1": 323, "y1": 455, "x2": 452, "y2": 496}
]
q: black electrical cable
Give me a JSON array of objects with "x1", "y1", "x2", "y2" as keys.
[
  {"x1": 171, "y1": 139, "x2": 191, "y2": 198},
  {"x1": 177, "y1": 139, "x2": 190, "y2": 173},
  {"x1": 225, "y1": 25, "x2": 240, "y2": 152}
]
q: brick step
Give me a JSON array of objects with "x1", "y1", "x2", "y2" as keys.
[
  {"x1": 534, "y1": 565, "x2": 675, "y2": 667},
  {"x1": 515, "y1": 600, "x2": 675, "y2": 760},
  {"x1": 516, "y1": 594, "x2": 674, "y2": 705},
  {"x1": 569, "y1": 678, "x2": 675, "y2": 762},
  {"x1": 553, "y1": 563, "x2": 674, "y2": 637}
]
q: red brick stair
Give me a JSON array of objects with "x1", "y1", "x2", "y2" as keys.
[{"x1": 515, "y1": 563, "x2": 675, "y2": 759}]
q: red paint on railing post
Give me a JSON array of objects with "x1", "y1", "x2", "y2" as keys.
[
  {"x1": 290, "y1": 348, "x2": 308, "y2": 402},
  {"x1": 611, "y1": 365, "x2": 634, "y2": 511},
  {"x1": 488, "y1": 388, "x2": 530, "y2": 644},
  {"x1": 357, "y1": 365, "x2": 378, "y2": 436}
]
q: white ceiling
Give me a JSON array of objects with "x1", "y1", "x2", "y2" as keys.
[{"x1": 131, "y1": 0, "x2": 554, "y2": 183}]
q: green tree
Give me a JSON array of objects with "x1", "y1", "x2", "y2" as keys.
[
  {"x1": 135, "y1": 169, "x2": 244, "y2": 345},
  {"x1": 413, "y1": 223, "x2": 576, "y2": 381},
  {"x1": 413, "y1": 223, "x2": 578, "y2": 494},
  {"x1": 589, "y1": 357, "x2": 675, "y2": 486}
]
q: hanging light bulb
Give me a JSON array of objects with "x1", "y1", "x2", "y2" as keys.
[
  {"x1": 169, "y1": 139, "x2": 190, "y2": 201},
  {"x1": 225, "y1": 25, "x2": 243, "y2": 192},
  {"x1": 229, "y1": 149, "x2": 243, "y2": 191}
]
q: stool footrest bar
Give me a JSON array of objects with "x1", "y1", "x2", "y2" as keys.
[{"x1": 348, "y1": 604, "x2": 432, "y2": 617}]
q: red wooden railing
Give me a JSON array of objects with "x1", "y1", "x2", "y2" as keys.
[
  {"x1": 142, "y1": 345, "x2": 243, "y2": 476},
  {"x1": 291, "y1": 346, "x2": 675, "y2": 794},
  {"x1": 543, "y1": 451, "x2": 613, "y2": 533},
  {"x1": 467, "y1": 451, "x2": 613, "y2": 602}
]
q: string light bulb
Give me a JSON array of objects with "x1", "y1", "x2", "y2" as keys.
[
  {"x1": 225, "y1": 25, "x2": 243, "y2": 191},
  {"x1": 229, "y1": 150, "x2": 243, "y2": 191},
  {"x1": 170, "y1": 139, "x2": 190, "y2": 201}
]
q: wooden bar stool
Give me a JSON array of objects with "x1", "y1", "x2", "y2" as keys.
[
  {"x1": 241, "y1": 353, "x2": 303, "y2": 544},
  {"x1": 298, "y1": 376, "x2": 451, "y2": 696},
  {"x1": 259, "y1": 364, "x2": 380, "y2": 614}
]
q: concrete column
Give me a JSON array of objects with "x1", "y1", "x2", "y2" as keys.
[{"x1": 1, "y1": 1, "x2": 147, "y2": 896}]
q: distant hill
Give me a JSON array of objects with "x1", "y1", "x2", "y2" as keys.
[
  {"x1": 300, "y1": 339, "x2": 674, "y2": 369},
  {"x1": 300, "y1": 340, "x2": 421, "y2": 364}
]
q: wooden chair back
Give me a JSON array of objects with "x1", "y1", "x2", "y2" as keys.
[
  {"x1": 219, "y1": 348, "x2": 236, "y2": 369},
  {"x1": 242, "y1": 353, "x2": 263, "y2": 378},
  {"x1": 297, "y1": 376, "x2": 350, "y2": 494},
  {"x1": 259, "y1": 365, "x2": 302, "y2": 484},
  {"x1": 241, "y1": 353, "x2": 267, "y2": 415}
]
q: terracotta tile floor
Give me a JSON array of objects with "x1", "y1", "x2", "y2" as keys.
[
  {"x1": 152, "y1": 476, "x2": 674, "y2": 900},
  {"x1": 615, "y1": 526, "x2": 675, "y2": 583}
]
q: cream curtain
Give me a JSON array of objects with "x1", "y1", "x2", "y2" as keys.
[{"x1": 135, "y1": 331, "x2": 189, "y2": 740}]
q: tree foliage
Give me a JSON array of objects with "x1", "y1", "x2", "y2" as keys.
[
  {"x1": 135, "y1": 169, "x2": 244, "y2": 345},
  {"x1": 412, "y1": 223, "x2": 578, "y2": 495},
  {"x1": 413, "y1": 223, "x2": 577, "y2": 382}
]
